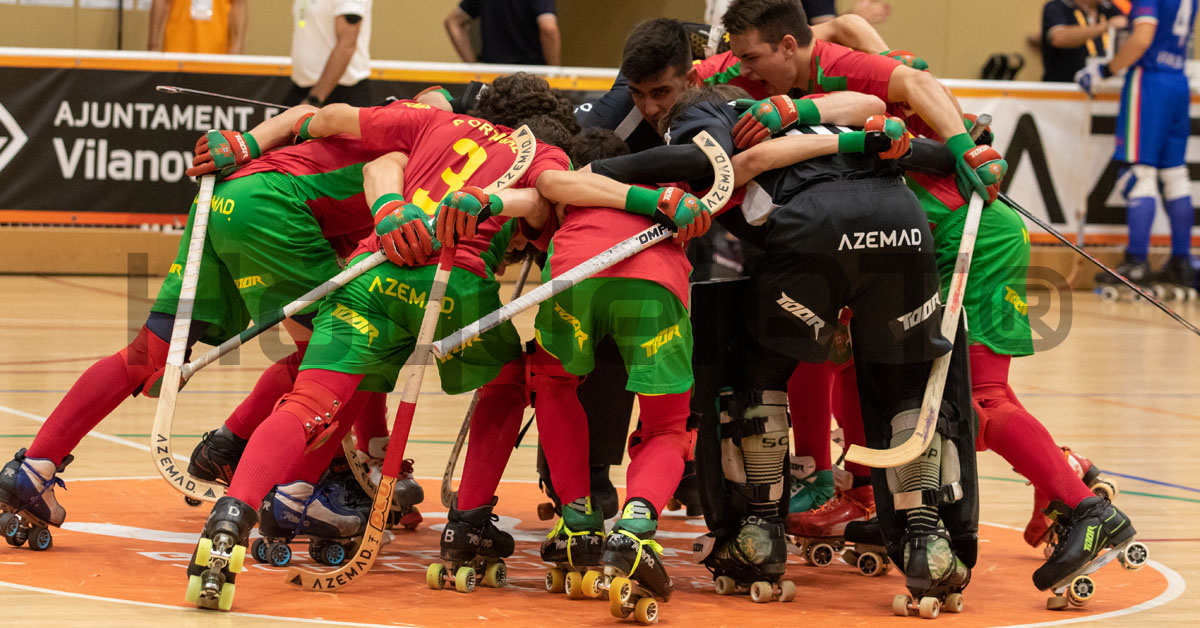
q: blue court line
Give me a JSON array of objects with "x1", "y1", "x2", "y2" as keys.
[{"x1": 1099, "y1": 470, "x2": 1200, "y2": 494}]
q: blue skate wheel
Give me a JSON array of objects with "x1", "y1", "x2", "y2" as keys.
[
  {"x1": 31, "y1": 527, "x2": 52, "y2": 551},
  {"x1": 322, "y1": 543, "x2": 347, "y2": 567},
  {"x1": 268, "y1": 542, "x2": 291, "y2": 567},
  {"x1": 251, "y1": 539, "x2": 267, "y2": 563}
]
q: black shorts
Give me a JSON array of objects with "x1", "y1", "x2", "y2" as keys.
[{"x1": 746, "y1": 178, "x2": 951, "y2": 365}]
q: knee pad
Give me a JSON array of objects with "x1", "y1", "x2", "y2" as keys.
[
  {"x1": 274, "y1": 379, "x2": 348, "y2": 452},
  {"x1": 719, "y1": 389, "x2": 790, "y2": 515},
  {"x1": 886, "y1": 409, "x2": 964, "y2": 511},
  {"x1": 120, "y1": 326, "x2": 171, "y2": 398},
  {"x1": 1159, "y1": 165, "x2": 1190, "y2": 201},
  {"x1": 1122, "y1": 164, "x2": 1159, "y2": 200}
]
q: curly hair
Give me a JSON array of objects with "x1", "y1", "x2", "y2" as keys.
[
  {"x1": 518, "y1": 114, "x2": 573, "y2": 150},
  {"x1": 569, "y1": 127, "x2": 629, "y2": 168},
  {"x1": 469, "y1": 72, "x2": 581, "y2": 134}
]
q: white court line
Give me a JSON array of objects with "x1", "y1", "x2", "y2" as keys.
[
  {"x1": 0, "y1": 405, "x2": 186, "y2": 462},
  {"x1": 999, "y1": 559, "x2": 1186, "y2": 628}
]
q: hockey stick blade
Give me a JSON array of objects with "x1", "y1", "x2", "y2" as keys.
[
  {"x1": 285, "y1": 126, "x2": 536, "y2": 591},
  {"x1": 432, "y1": 130, "x2": 734, "y2": 357},
  {"x1": 844, "y1": 193, "x2": 985, "y2": 468}
]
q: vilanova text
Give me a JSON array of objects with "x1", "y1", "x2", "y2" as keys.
[{"x1": 51, "y1": 100, "x2": 272, "y2": 182}]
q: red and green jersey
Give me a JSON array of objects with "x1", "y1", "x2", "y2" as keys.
[
  {"x1": 804, "y1": 39, "x2": 900, "y2": 100},
  {"x1": 354, "y1": 100, "x2": 571, "y2": 278},
  {"x1": 695, "y1": 51, "x2": 770, "y2": 100}
]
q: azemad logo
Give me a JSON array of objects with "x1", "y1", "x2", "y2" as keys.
[{"x1": 0, "y1": 103, "x2": 28, "y2": 174}]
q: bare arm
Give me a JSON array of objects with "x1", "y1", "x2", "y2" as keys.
[
  {"x1": 812, "y1": 92, "x2": 887, "y2": 126},
  {"x1": 1106, "y1": 20, "x2": 1156, "y2": 74},
  {"x1": 444, "y1": 8, "x2": 478, "y2": 63},
  {"x1": 226, "y1": 0, "x2": 249, "y2": 54},
  {"x1": 245, "y1": 104, "x2": 319, "y2": 150},
  {"x1": 306, "y1": 103, "x2": 362, "y2": 137},
  {"x1": 538, "y1": 14, "x2": 561, "y2": 65},
  {"x1": 492, "y1": 188, "x2": 553, "y2": 230},
  {"x1": 362, "y1": 152, "x2": 409, "y2": 207},
  {"x1": 811, "y1": 14, "x2": 888, "y2": 53},
  {"x1": 307, "y1": 15, "x2": 361, "y2": 103},
  {"x1": 148, "y1": 0, "x2": 169, "y2": 51},
  {"x1": 732, "y1": 134, "x2": 840, "y2": 185},
  {"x1": 887, "y1": 66, "x2": 965, "y2": 142},
  {"x1": 536, "y1": 169, "x2": 632, "y2": 209},
  {"x1": 1046, "y1": 20, "x2": 1109, "y2": 49}
]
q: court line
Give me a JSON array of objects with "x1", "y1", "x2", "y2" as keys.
[
  {"x1": 981, "y1": 475, "x2": 1200, "y2": 505},
  {"x1": 999, "y1": 559, "x2": 1185, "y2": 628},
  {"x1": 37, "y1": 275, "x2": 155, "y2": 303},
  {"x1": 1099, "y1": 471, "x2": 1200, "y2": 494},
  {"x1": 0, "y1": 405, "x2": 187, "y2": 463}
]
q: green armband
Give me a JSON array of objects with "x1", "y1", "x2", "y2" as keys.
[
  {"x1": 945, "y1": 132, "x2": 976, "y2": 157},
  {"x1": 488, "y1": 193, "x2": 505, "y2": 216},
  {"x1": 793, "y1": 98, "x2": 822, "y2": 126},
  {"x1": 624, "y1": 186, "x2": 661, "y2": 217},
  {"x1": 297, "y1": 115, "x2": 316, "y2": 142},
  {"x1": 371, "y1": 192, "x2": 406, "y2": 215},
  {"x1": 242, "y1": 132, "x2": 262, "y2": 159},
  {"x1": 837, "y1": 131, "x2": 866, "y2": 153}
]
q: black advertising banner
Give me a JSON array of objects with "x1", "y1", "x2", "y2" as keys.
[{"x1": 0, "y1": 65, "x2": 604, "y2": 218}]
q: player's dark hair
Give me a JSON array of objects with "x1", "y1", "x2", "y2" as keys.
[
  {"x1": 620, "y1": 18, "x2": 692, "y2": 84},
  {"x1": 470, "y1": 72, "x2": 581, "y2": 134},
  {"x1": 723, "y1": 0, "x2": 813, "y2": 48},
  {"x1": 569, "y1": 127, "x2": 630, "y2": 167},
  {"x1": 519, "y1": 114, "x2": 573, "y2": 150},
  {"x1": 659, "y1": 84, "x2": 750, "y2": 136}
]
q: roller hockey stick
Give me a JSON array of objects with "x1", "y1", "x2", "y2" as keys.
[
  {"x1": 1000, "y1": 192, "x2": 1200, "y2": 337},
  {"x1": 845, "y1": 192, "x2": 985, "y2": 469},
  {"x1": 431, "y1": 130, "x2": 734, "y2": 358},
  {"x1": 156, "y1": 85, "x2": 281, "y2": 109},
  {"x1": 440, "y1": 256, "x2": 534, "y2": 508},
  {"x1": 285, "y1": 128, "x2": 537, "y2": 592},
  {"x1": 149, "y1": 175, "x2": 228, "y2": 504}
]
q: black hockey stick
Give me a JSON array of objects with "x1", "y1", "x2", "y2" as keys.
[
  {"x1": 999, "y1": 191, "x2": 1200, "y2": 338},
  {"x1": 156, "y1": 85, "x2": 281, "y2": 108}
]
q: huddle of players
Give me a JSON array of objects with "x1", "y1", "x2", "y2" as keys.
[{"x1": 0, "y1": 0, "x2": 1142, "y2": 618}]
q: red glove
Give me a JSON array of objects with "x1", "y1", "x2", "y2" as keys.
[
  {"x1": 374, "y1": 199, "x2": 436, "y2": 266},
  {"x1": 963, "y1": 145, "x2": 1007, "y2": 204},
  {"x1": 656, "y1": 187, "x2": 712, "y2": 244},
  {"x1": 186, "y1": 130, "x2": 260, "y2": 177},
  {"x1": 863, "y1": 115, "x2": 911, "y2": 159},
  {"x1": 434, "y1": 186, "x2": 497, "y2": 245}
]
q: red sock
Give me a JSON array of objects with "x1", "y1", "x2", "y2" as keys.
[
  {"x1": 529, "y1": 346, "x2": 590, "y2": 504},
  {"x1": 971, "y1": 345, "x2": 1093, "y2": 508},
  {"x1": 280, "y1": 388, "x2": 371, "y2": 485},
  {"x1": 28, "y1": 326, "x2": 168, "y2": 465},
  {"x1": 352, "y1": 392, "x2": 389, "y2": 455},
  {"x1": 832, "y1": 361, "x2": 870, "y2": 479},
  {"x1": 625, "y1": 392, "x2": 690, "y2": 514},
  {"x1": 223, "y1": 342, "x2": 307, "y2": 440},
  {"x1": 787, "y1": 361, "x2": 834, "y2": 470},
  {"x1": 457, "y1": 358, "x2": 529, "y2": 510},
  {"x1": 227, "y1": 369, "x2": 363, "y2": 506}
]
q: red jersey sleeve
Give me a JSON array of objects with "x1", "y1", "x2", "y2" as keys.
[
  {"x1": 356, "y1": 100, "x2": 439, "y2": 153},
  {"x1": 810, "y1": 40, "x2": 900, "y2": 101},
  {"x1": 517, "y1": 141, "x2": 571, "y2": 188}
]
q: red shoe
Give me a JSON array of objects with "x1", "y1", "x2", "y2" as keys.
[
  {"x1": 787, "y1": 485, "x2": 875, "y2": 538},
  {"x1": 1062, "y1": 447, "x2": 1119, "y2": 500},
  {"x1": 1023, "y1": 488, "x2": 1052, "y2": 548}
]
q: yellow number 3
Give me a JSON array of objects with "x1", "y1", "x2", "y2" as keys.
[{"x1": 412, "y1": 138, "x2": 488, "y2": 215}]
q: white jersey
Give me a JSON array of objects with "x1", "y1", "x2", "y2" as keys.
[{"x1": 291, "y1": 0, "x2": 373, "y2": 87}]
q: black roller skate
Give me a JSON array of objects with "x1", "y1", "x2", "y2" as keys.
[
  {"x1": 185, "y1": 496, "x2": 257, "y2": 611},
  {"x1": 253, "y1": 480, "x2": 366, "y2": 567},
  {"x1": 542, "y1": 496, "x2": 607, "y2": 598},
  {"x1": 1151, "y1": 255, "x2": 1199, "y2": 301},
  {"x1": 1094, "y1": 253, "x2": 1153, "y2": 302},
  {"x1": 1034, "y1": 497, "x2": 1148, "y2": 610},
  {"x1": 427, "y1": 499, "x2": 513, "y2": 593},
  {"x1": 843, "y1": 517, "x2": 892, "y2": 577},
  {"x1": 359, "y1": 437, "x2": 424, "y2": 529},
  {"x1": 591, "y1": 499, "x2": 674, "y2": 624},
  {"x1": 696, "y1": 515, "x2": 795, "y2": 603},
  {"x1": 892, "y1": 528, "x2": 970, "y2": 619},
  {"x1": 186, "y1": 426, "x2": 247, "y2": 505},
  {"x1": 0, "y1": 448, "x2": 72, "y2": 551},
  {"x1": 665, "y1": 461, "x2": 702, "y2": 517}
]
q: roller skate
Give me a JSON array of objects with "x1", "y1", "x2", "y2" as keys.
[
  {"x1": 589, "y1": 499, "x2": 674, "y2": 624},
  {"x1": 788, "y1": 455, "x2": 835, "y2": 514},
  {"x1": 695, "y1": 515, "x2": 796, "y2": 603},
  {"x1": 844, "y1": 517, "x2": 892, "y2": 577},
  {"x1": 1094, "y1": 254, "x2": 1153, "y2": 302},
  {"x1": 1024, "y1": 447, "x2": 1119, "y2": 554},
  {"x1": 892, "y1": 528, "x2": 970, "y2": 619},
  {"x1": 1150, "y1": 255, "x2": 1198, "y2": 301},
  {"x1": 358, "y1": 437, "x2": 423, "y2": 529},
  {"x1": 538, "y1": 464, "x2": 620, "y2": 521},
  {"x1": 664, "y1": 461, "x2": 701, "y2": 517},
  {"x1": 183, "y1": 426, "x2": 247, "y2": 506},
  {"x1": 1034, "y1": 497, "x2": 1148, "y2": 610},
  {"x1": 185, "y1": 496, "x2": 257, "y2": 611},
  {"x1": 787, "y1": 485, "x2": 885, "y2": 574},
  {"x1": 542, "y1": 496, "x2": 607, "y2": 598},
  {"x1": 427, "y1": 499, "x2": 512, "y2": 593},
  {"x1": 252, "y1": 480, "x2": 366, "y2": 567},
  {"x1": 0, "y1": 448, "x2": 72, "y2": 551}
]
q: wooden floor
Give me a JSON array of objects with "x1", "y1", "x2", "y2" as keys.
[{"x1": 0, "y1": 274, "x2": 1198, "y2": 626}]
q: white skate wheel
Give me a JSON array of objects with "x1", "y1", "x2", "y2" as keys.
[
  {"x1": 1099, "y1": 286, "x2": 1120, "y2": 302},
  {"x1": 918, "y1": 596, "x2": 940, "y2": 619},
  {"x1": 893, "y1": 594, "x2": 913, "y2": 616},
  {"x1": 713, "y1": 575, "x2": 736, "y2": 595},
  {"x1": 810, "y1": 543, "x2": 835, "y2": 567},
  {"x1": 1121, "y1": 542, "x2": 1149, "y2": 570},
  {"x1": 749, "y1": 581, "x2": 771, "y2": 603},
  {"x1": 857, "y1": 551, "x2": 885, "y2": 577},
  {"x1": 779, "y1": 580, "x2": 796, "y2": 603},
  {"x1": 944, "y1": 592, "x2": 964, "y2": 613},
  {"x1": 1047, "y1": 595, "x2": 1068, "y2": 611}
]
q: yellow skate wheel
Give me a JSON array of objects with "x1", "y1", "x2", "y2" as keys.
[
  {"x1": 609, "y1": 598, "x2": 632, "y2": 619},
  {"x1": 545, "y1": 567, "x2": 565, "y2": 593},
  {"x1": 455, "y1": 566, "x2": 476, "y2": 593},
  {"x1": 633, "y1": 597, "x2": 658, "y2": 625},
  {"x1": 228, "y1": 544, "x2": 246, "y2": 573},
  {"x1": 1067, "y1": 575, "x2": 1094, "y2": 606},
  {"x1": 893, "y1": 594, "x2": 913, "y2": 617},
  {"x1": 713, "y1": 575, "x2": 737, "y2": 595},
  {"x1": 610, "y1": 577, "x2": 633, "y2": 605},
  {"x1": 581, "y1": 570, "x2": 604, "y2": 598},
  {"x1": 483, "y1": 561, "x2": 506, "y2": 588},
  {"x1": 1092, "y1": 480, "x2": 1117, "y2": 501},
  {"x1": 748, "y1": 581, "x2": 771, "y2": 603},
  {"x1": 195, "y1": 538, "x2": 213, "y2": 567},
  {"x1": 217, "y1": 582, "x2": 235, "y2": 611},
  {"x1": 565, "y1": 571, "x2": 584, "y2": 599},
  {"x1": 426, "y1": 563, "x2": 446, "y2": 590},
  {"x1": 185, "y1": 575, "x2": 202, "y2": 604},
  {"x1": 1121, "y1": 542, "x2": 1149, "y2": 571},
  {"x1": 944, "y1": 592, "x2": 964, "y2": 613},
  {"x1": 779, "y1": 580, "x2": 796, "y2": 603},
  {"x1": 1046, "y1": 595, "x2": 1069, "y2": 611},
  {"x1": 918, "y1": 596, "x2": 940, "y2": 619}
]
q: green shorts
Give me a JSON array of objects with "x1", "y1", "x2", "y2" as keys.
[
  {"x1": 912, "y1": 183, "x2": 1035, "y2": 357},
  {"x1": 151, "y1": 172, "x2": 343, "y2": 345},
  {"x1": 301, "y1": 255, "x2": 523, "y2": 394},
  {"x1": 534, "y1": 277, "x2": 693, "y2": 395}
]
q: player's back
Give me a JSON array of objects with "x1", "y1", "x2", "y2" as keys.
[{"x1": 1133, "y1": 0, "x2": 1196, "y2": 72}]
